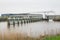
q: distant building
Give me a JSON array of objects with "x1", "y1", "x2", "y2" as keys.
[{"x1": 1, "y1": 13, "x2": 43, "y2": 20}]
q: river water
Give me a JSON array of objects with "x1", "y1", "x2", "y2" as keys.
[{"x1": 0, "y1": 21, "x2": 60, "y2": 38}]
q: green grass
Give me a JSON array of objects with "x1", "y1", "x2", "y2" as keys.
[
  {"x1": 44, "y1": 35, "x2": 60, "y2": 40},
  {"x1": 0, "y1": 16, "x2": 8, "y2": 21}
]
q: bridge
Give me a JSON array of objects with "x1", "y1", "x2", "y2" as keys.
[
  {"x1": 1, "y1": 11, "x2": 57, "y2": 26},
  {"x1": 1, "y1": 13, "x2": 43, "y2": 26}
]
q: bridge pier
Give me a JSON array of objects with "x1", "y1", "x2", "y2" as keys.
[
  {"x1": 7, "y1": 17, "x2": 42, "y2": 28},
  {"x1": 21, "y1": 20, "x2": 23, "y2": 24},
  {"x1": 24, "y1": 20, "x2": 26, "y2": 24},
  {"x1": 17, "y1": 21, "x2": 19, "y2": 26},
  {"x1": 26, "y1": 20, "x2": 28, "y2": 23},
  {"x1": 13, "y1": 21, "x2": 15, "y2": 27},
  {"x1": 7, "y1": 21, "x2": 10, "y2": 28}
]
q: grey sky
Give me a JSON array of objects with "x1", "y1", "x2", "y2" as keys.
[{"x1": 0, "y1": 0, "x2": 60, "y2": 15}]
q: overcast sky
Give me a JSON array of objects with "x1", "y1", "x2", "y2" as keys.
[{"x1": 0, "y1": 0, "x2": 60, "y2": 15}]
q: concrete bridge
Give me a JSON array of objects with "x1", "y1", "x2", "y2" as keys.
[
  {"x1": 1, "y1": 13, "x2": 43, "y2": 26},
  {"x1": 1, "y1": 11, "x2": 58, "y2": 26}
]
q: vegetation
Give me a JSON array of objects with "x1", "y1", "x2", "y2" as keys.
[
  {"x1": 43, "y1": 35, "x2": 60, "y2": 40},
  {"x1": 0, "y1": 16, "x2": 8, "y2": 22},
  {"x1": 1, "y1": 32, "x2": 60, "y2": 40},
  {"x1": 0, "y1": 32, "x2": 44, "y2": 40}
]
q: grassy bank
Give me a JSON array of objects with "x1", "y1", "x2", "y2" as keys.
[
  {"x1": 0, "y1": 16, "x2": 8, "y2": 22},
  {"x1": 43, "y1": 35, "x2": 60, "y2": 40},
  {"x1": 53, "y1": 19, "x2": 60, "y2": 21}
]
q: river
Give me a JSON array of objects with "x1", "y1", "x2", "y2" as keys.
[{"x1": 0, "y1": 21, "x2": 60, "y2": 38}]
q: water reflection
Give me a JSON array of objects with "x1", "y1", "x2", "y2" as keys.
[
  {"x1": 0, "y1": 21, "x2": 60, "y2": 37},
  {"x1": 7, "y1": 20, "x2": 32, "y2": 28}
]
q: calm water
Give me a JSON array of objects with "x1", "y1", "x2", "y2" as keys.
[{"x1": 0, "y1": 21, "x2": 60, "y2": 37}]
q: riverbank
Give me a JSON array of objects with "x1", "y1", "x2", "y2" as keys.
[
  {"x1": 43, "y1": 35, "x2": 60, "y2": 40},
  {"x1": 0, "y1": 32, "x2": 60, "y2": 40},
  {"x1": 0, "y1": 32, "x2": 44, "y2": 40},
  {"x1": 0, "y1": 17, "x2": 8, "y2": 22}
]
